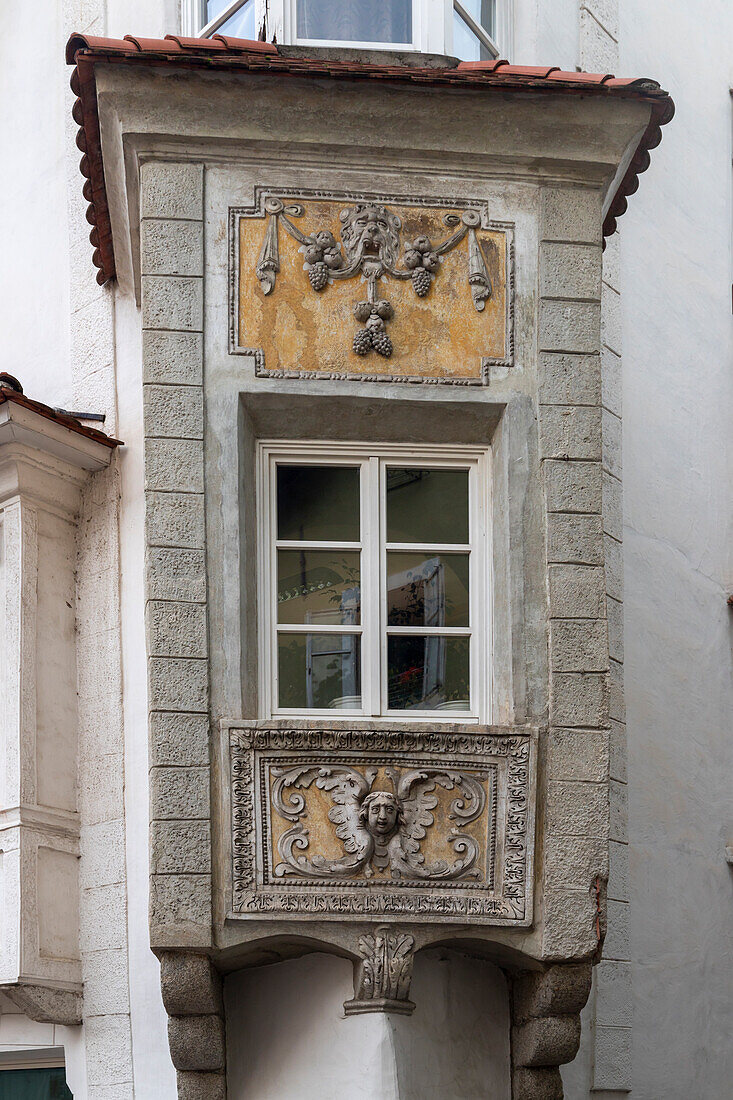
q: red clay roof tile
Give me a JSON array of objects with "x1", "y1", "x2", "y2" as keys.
[
  {"x1": 0, "y1": 382, "x2": 122, "y2": 448},
  {"x1": 65, "y1": 34, "x2": 674, "y2": 284}
]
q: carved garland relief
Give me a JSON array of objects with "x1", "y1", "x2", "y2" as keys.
[
  {"x1": 226, "y1": 725, "x2": 536, "y2": 925},
  {"x1": 230, "y1": 190, "x2": 513, "y2": 383}
]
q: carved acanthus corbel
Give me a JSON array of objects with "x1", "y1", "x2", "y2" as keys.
[{"x1": 344, "y1": 926, "x2": 416, "y2": 1016}]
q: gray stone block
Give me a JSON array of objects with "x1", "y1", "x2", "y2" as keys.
[
  {"x1": 168, "y1": 1014, "x2": 225, "y2": 1073},
  {"x1": 600, "y1": 229, "x2": 620, "y2": 289},
  {"x1": 513, "y1": 963, "x2": 593, "y2": 1023},
  {"x1": 141, "y1": 219, "x2": 204, "y2": 277},
  {"x1": 602, "y1": 470, "x2": 622, "y2": 541},
  {"x1": 608, "y1": 840, "x2": 629, "y2": 903},
  {"x1": 606, "y1": 595, "x2": 623, "y2": 663},
  {"x1": 151, "y1": 820, "x2": 211, "y2": 875},
  {"x1": 84, "y1": 1013, "x2": 134, "y2": 1087},
  {"x1": 148, "y1": 600, "x2": 208, "y2": 660},
  {"x1": 144, "y1": 385, "x2": 204, "y2": 440},
  {"x1": 146, "y1": 492, "x2": 206, "y2": 550},
  {"x1": 579, "y1": 7, "x2": 618, "y2": 73},
  {"x1": 609, "y1": 658, "x2": 625, "y2": 722},
  {"x1": 539, "y1": 300, "x2": 601, "y2": 354},
  {"x1": 601, "y1": 343, "x2": 622, "y2": 417},
  {"x1": 551, "y1": 671, "x2": 609, "y2": 727},
  {"x1": 550, "y1": 619, "x2": 609, "y2": 673},
  {"x1": 602, "y1": 407, "x2": 622, "y2": 479},
  {"x1": 592, "y1": 1024, "x2": 632, "y2": 1091},
  {"x1": 81, "y1": 948, "x2": 131, "y2": 1017},
  {"x1": 148, "y1": 657, "x2": 209, "y2": 713},
  {"x1": 538, "y1": 352, "x2": 601, "y2": 407},
  {"x1": 149, "y1": 874, "x2": 212, "y2": 949},
  {"x1": 147, "y1": 547, "x2": 207, "y2": 603},
  {"x1": 609, "y1": 719, "x2": 627, "y2": 783},
  {"x1": 544, "y1": 459, "x2": 602, "y2": 514},
  {"x1": 142, "y1": 276, "x2": 203, "y2": 332},
  {"x1": 541, "y1": 187, "x2": 601, "y2": 244},
  {"x1": 548, "y1": 728, "x2": 609, "y2": 782},
  {"x1": 513, "y1": 1016, "x2": 581, "y2": 1067},
  {"x1": 594, "y1": 960, "x2": 631, "y2": 1026},
  {"x1": 512, "y1": 1067, "x2": 564, "y2": 1100},
  {"x1": 540, "y1": 406, "x2": 602, "y2": 461},
  {"x1": 540, "y1": 242, "x2": 602, "y2": 300},
  {"x1": 609, "y1": 778, "x2": 627, "y2": 842},
  {"x1": 547, "y1": 514, "x2": 604, "y2": 566},
  {"x1": 546, "y1": 781, "x2": 608, "y2": 838},
  {"x1": 176, "y1": 1072, "x2": 226, "y2": 1100},
  {"x1": 143, "y1": 330, "x2": 203, "y2": 386},
  {"x1": 150, "y1": 766, "x2": 210, "y2": 820},
  {"x1": 141, "y1": 162, "x2": 203, "y2": 221},
  {"x1": 549, "y1": 565, "x2": 607, "y2": 618},
  {"x1": 603, "y1": 533, "x2": 623, "y2": 601},
  {"x1": 545, "y1": 835, "x2": 608, "y2": 890},
  {"x1": 601, "y1": 280, "x2": 622, "y2": 355},
  {"x1": 145, "y1": 439, "x2": 204, "y2": 494},
  {"x1": 604, "y1": 898, "x2": 630, "y2": 960},
  {"x1": 80, "y1": 883, "x2": 127, "y2": 953},
  {"x1": 149, "y1": 712, "x2": 210, "y2": 768},
  {"x1": 160, "y1": 952, "x2": 223, "y2": 1016},
  {"x1": 542, "y1": 888, "x2": 599, "y2": 960}
]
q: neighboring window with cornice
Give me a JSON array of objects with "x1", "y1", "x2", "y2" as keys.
[{"x1": 184, "y1": 0, "x2": 511, "y2": 59}]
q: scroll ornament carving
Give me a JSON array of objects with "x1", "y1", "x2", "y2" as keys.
[
  {"x1": 344, "y1": 925, "x2": 416, "y2": 1016},
  {"x1": 255, "y1": 197, "x2": 492, "y2": 357},
  {"x1": 271, "y1": 764, "x2": 486, "y2": 882}
]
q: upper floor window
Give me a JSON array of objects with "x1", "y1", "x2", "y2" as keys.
[
  {"x1": 188, "y1": 0, "x2": 508, "y2": 60},
  {"x1": 258, "y1": 442, "x2": 491, "y2": 721}
]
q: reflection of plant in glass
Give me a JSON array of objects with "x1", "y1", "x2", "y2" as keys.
[{"x1": 388, "y1": 561, "x2": 456, "y2": 627}]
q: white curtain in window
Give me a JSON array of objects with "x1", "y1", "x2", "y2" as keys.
[{"x1": 297, "y1": 0, "x2": 412, "y2": 44}]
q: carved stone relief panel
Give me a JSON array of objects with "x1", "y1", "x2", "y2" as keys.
[
  {"x1": 229, "y1": 190, "x2": 513, "y2": 384},
  {"x1": 225, "y1": 724, "x2": 536, "y2": 925}
]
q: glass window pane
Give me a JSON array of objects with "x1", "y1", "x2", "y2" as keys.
[
  {"x1": 206, "y1": 0, "x2": 256, "y2": 37},
  {"x1": 297, "y1": 0, "x2": 411, "y2": 43},
  {"x1": 277, "y1": 549, "x2": 360, "y2": 624},
  {"x1": 387, "y1": 635, "x2": 470, "y2": 711},
  {"x1": 453, "y1": 11, "x2": 492, "y2": 61},
  {"x1": 460, "y1": 0, "x2": 496, "y2": 37},
  {"x1": 278, "y1": 633, "x2": 361, "y2": 709},
  {"x1": 387, "y1": 552, "x2": 469, "y2": 627},
  {"x1": 0, "y1": 1067, "x2": 73, "y2": 1100},
  {"x1": 277, "y1": 465, "x2": 360, "y2": 542},
  {"x1": 386, "y1": 467, "x2": 469, "y2": 545}
]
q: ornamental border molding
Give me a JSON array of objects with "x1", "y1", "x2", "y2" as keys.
[
  {"x1": 224, "y1": 722, "x2": 536, "y2": 926},
  {"x1": 228, "y1": 187, "x2": 515, "y2": 386}
]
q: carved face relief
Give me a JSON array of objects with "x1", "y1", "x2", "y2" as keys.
[
  {"x1": 339, "y1": 203, "x2": 402, "y2": 268},
  {"x1": 360, "y1": 792, "x2": 402, "y2": 839}
]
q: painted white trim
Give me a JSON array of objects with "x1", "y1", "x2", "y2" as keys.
[{"x1": 257, "y1": 440, "x2": 492, "y2": 723}]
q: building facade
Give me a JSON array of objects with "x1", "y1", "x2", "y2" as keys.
[{"x1": 0, "y1": 3, "x2": 730, "y2": 1099}]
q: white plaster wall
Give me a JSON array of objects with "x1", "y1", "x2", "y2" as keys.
[{"x1": 225, "y1": 950, "x2": 511, "y2": 1100}]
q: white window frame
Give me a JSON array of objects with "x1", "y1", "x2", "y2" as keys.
[
  {"x1": 184, "y1": 0, "x2": 512, "y2": 60},
  {"x1": 257, "y1": 440, "x2": 492, "y2": 723}
]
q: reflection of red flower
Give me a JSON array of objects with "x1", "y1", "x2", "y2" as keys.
[{"x1": 398, "y1": 666, "x2": 421, "y2": 684}]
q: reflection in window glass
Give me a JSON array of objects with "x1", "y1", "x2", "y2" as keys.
[
  {"x1": 453, "y1": 10, "x2": 492, "y2": 61},
  {"x1": 277, "y1": 549, "x2": 361, "y2": 624},
  {"x1": 387, "y1": 635, "x2": 470, "y2": 711},
  {"x1": 297, "y1": 0, "x2": 412, "y2": 43},
  {"x1": 460, "y1": 0, "x2": 496, "y2": 38},
  {"x1": 0, "y1": 1067, "x2": 73, "y2": 1099},
  {"x1": 206, "y1": 0, "x2": 256, "y2": 37},
  {"x1": 278, "y1": 633, "x2": 362, "y2": 709},
  {"x1": 386, "y1": 468, "x2": 469, "y2": 545},
  {"x1": 277, "y1": 465, "x2": 360, "y2": 542},
  {"x1": 387, "y1": 552, "x2": 469, "y2": 627}
]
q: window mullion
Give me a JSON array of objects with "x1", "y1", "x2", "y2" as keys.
[{"x1": 364, "y1": 456, "x2": 381, "y2": 717}]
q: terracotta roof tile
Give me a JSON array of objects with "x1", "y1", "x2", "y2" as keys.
[
  {"x1": 0, "y1": 380, "x2": 122, "y2": 448},
  {"x1": 65, "y1": 34, "x2": 674, "y2": 283}
]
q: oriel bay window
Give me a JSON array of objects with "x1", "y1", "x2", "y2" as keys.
[{"x1": 258, "y1": 443, "x2": 491, "y2": 719}]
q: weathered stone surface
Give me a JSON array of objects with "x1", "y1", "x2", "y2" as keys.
[
  {"x1": 145, "y1": 439, "x2": 204, "y2": 494},
  {"x1": 609, "y1": 778, "x2": 627, "y2": 842},
  {"x1": 82, "y1": 948, "x2": 131, "y2": 1017},
  {"x1": 513, "y1": 963, "x2": 593, "y2": 1023},
  {"x1": 149, "y1": 712, "x2": 210, "y2": 768},
  {"x1": 539, "y1": 300, "x2": 601, "y2": 354},
  {"x1": 608, "y1": 719, "x2": 627, "y2": 783},
  {"x1": 513, "y1": 1015, "x2": 581, "y2": 1067},
  {"x1": 538, "y1": 352, "x2": 601, "y2": 407},
  {"x1": 548, "y1": 728, "x2": 609, "y2": 782},
  {"x1": 168, "y1": 1014, "x2": 225, "y2": 1073},
  {"x1": 602, "y1": 407, "x2": 622, "y2": 480},
  {"x1": 141, "y1": 219, "x2": 204, "y2": 278},
  {"x1": 601, "y1": 280, "x2": 622, "y2": 356},
  {"x1": 143, "y1": 330, "x2": 203, "y2": 386},
  {"x1": 542, "y1": 889, "x2": 599, "y2": 960},
  {"x1": 544, "y1": 459, "x2": 602, "y2": 513},
  {"x1": 545, "y1": 835, "x2": 608, "y2": 889},
  {"x1": 541, "y1": 187, "x2": 601, "y2": 245},
  {"x1": 550, "y1": 619, "x2": 609, "y2": 673},
  {"x1": 547, "y1": 513, "x2": 604, "y2": 566},
  {"x1": 602, "y1": 469, "x2": 622, "y2": 541},
  {"x1": 595, "y1": 960, "x2": 632, "y2": 1026},
  {"x1": 4, "y1": 985, "x2": 82, "y2": 1026},
  {"x1": 149, "y1": 874, "x2": 212, "y2": 948},
  {"x1": 151, "y1": 820, "x2": 211, "y2": 875},
  {"x1": 84, "y1": 1013, "x2": 134, "y2": 1087},
  {"x1": 601, "y1": 343, "x2": 622, "y2": 417},
  {"x1": 551, "y1": 672, "x2": 609, "y2": 728},
  {"x1": 150, "y1": 767, "x2": 210, "y2": 820},
  {"x1": 540, "y1": 406, "x2": 602, "y2": 462},
  {"x1": 147, "y1": 547, "x2": 207, "y2": 603},
  {"x1": 546, "y1": 781, "x2": 608, "y2": 838},
  {"x1": 176, "y1": 1071, "x2": 226, "y2": 1100},
  {"x1": 609, "y1": 657, "x2": 625, "y2": 722},
  {"x1": 606, "y1": 594, "x2": 623, "y2": 663},
  {"x1": 146, "y1": 492, "x2": 206, "y2": 550},
  {"x1": 141, "y1": 162, "x2": 203, "y2": 221},
  {"x1": 604, "y1": 898, "x2": 630, "y2": 960},
  {"x1": 608, "y1": 840, "x2": 629, "y2": 902},
  {"x1": 142, "y1": 276, "x2": 203, "y2": 333},
  {"x1": 80, "y1": 883, "x2": 127, "y2": 953},
  {"x1": 540, "y1": 242, "x2": 602, "y2": 300},
  {"x1": 512, "y1": 1066, "x2": 564, "y2": 1100},
  {"x1": 148, "y1": 600, "x2": 208, "y2": 660},
  {"x1": 160, "y1": 952, "x2": 223, "y2": 1016},
  {"x1": 603, "y1": 532, "x2": 623, "y2": 601},
  {"x1": 148, "y1": 657, "x2": 209, "y2": 713},
  {"x1": 144, "y1": 385, "x2": 204, "y2": 440},
  {"x1": 579, "y1": 6, "x2": 618, "y2": 73},
  {"x1": 549, "y1": 564, "x2": 607, "y2": 618},
  {"x1": 592, "y1": 1024, "x2": 632, "y2": 1091},
  {"x1": 582, "y1": 0, "x2": 619, "y2": 39}
]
